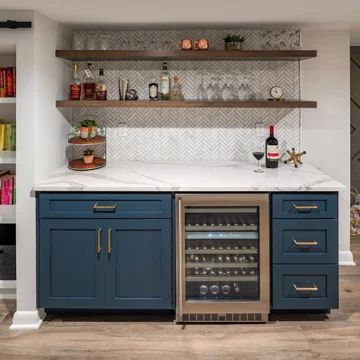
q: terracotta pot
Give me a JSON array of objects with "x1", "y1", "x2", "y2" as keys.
[
  {"x1": 80, "y1": 127, "x2": 89, "y2": 139},
  {"x1": 83, "y1": 154, "x2": 94, "y2": 164}
]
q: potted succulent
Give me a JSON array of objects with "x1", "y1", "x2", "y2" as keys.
[
  {"x1": 80, "y1": 119, "x2": 98, "y2": 139},
  {"x1": 223, "y1": 34, "x2": 246, "y2": 50},
  {"x1": 83, "y1": 148, "x2": 95, "y2": 164}
]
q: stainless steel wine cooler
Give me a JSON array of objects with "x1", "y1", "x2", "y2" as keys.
[{"x1": 176, "y1": 194, "x2": 269, "y2": 323}]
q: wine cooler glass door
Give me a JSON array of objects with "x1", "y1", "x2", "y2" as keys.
[{"x1": 176, "y1": 194, "x2": 269, "y2": 316}]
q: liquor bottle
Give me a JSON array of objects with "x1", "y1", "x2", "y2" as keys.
[
  {"x1": 160, "y1": 62, "x2": 170, "y2": 100},
  {"x1": 69, "y1": 63, "x2": 81, "y2": 100},
  {"x1": 265, "y1": 125, "x2": 279, "y2": 168},
  {"x1": 82, "y1": 63, "x2": 96, "y2": 100},
  {"x1": 149, "y1": 79, "x2": 158, "y2": 100},
  {"x1": 95, "y1": 68, "x2": 107, "y2": 100},
  {"x1": 170, "y1": 75, "x2": 184, "y2": 100}
]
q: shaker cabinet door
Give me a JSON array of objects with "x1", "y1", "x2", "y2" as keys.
[
  {"x1": 38, "y1": 219, "x2": 106, "y2": 308},
  {"x1": 105, "y1": 219, "x2": 173, "y2": 309}
]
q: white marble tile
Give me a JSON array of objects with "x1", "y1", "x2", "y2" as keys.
[{"x1": 34, "y1": 161, "x2": 345, "y2": 192}]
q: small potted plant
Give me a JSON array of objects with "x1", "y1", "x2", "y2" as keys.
[
  {"x1": 83, "y1": 148, "x2": 95, "y2": 164},
  {"x1": 223, "y1": 34, "x2": 246, "y2": 50},
  {"x1": 87, "y1": 119, "x2": 98, "y2": 139},
  {"x1": 80, "y1": 120, "x2": 89, "y2": 139}
]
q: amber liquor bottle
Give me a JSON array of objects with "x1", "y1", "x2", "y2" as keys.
[
  {"x1": 69, "y1": 63, "x2": 81, "y2": 100},
  {"x1": 95, "y1": 68, "x2": 107, "y2": 100},
  {"x1": 265, "y1": 125, "x2": 279, "y2": 168},
  {"x1": 82, "y1": 63, "x2": 96, "y2": 100}
]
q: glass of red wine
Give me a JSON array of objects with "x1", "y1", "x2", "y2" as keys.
[{"x1": 253, "y1": 149, "x2": 264, "y2": 173}]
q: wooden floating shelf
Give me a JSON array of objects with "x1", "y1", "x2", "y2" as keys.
[
  {"x1": 56, "y1": 49, "x2": 317, "y2": 62},
  {"x1": 56, "y1": 100, "x2": 317, "y2": 109},
  {"x1": 68, "y1": 136, "x2": 106, "y2": 145}
]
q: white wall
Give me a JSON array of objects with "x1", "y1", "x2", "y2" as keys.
[
  {"x1": 0, "y1": 10, "x2": 71, "y2": 330},
  {"x1": 301, "y1": 30, "x2": 353, "y2": 265}
]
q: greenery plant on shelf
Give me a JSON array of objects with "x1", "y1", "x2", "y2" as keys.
[
  {"x1": 223, "y1": 34, "x2": 246, "y2": 44},
  {"x1": 83, "y1": 148, "x2": 94, "y2": 156}
]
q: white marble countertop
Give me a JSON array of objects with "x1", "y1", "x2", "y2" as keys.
[{"x1": 33, "y1": 160, "x2": 345, "y2": 192}]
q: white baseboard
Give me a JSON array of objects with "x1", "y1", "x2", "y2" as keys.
[
  {"x1": 9, "y1": 310, "x2": 43, "y2": 330},
  {"x1": 339, "y1": 250, "x2": 356, "y2": 266}
]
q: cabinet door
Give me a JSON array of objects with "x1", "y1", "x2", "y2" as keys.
[
  {"x1": 38, "y1": 219, "x2": 105, "y2": 308},
  {"x1": 105, "y1": 219, "x2": 173, "y2": 309}
]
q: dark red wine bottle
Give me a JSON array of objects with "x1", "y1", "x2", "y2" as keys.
[{"x1": 265, "y1": 125, "x2": 279, "y2": 168}]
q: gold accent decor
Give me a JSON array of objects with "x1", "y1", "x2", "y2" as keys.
[
  {"x1": 293, "y1": 283, "x2": 319, "y2": 292},
  {"x1": 108, "y1": 228, "x2": 112, "y2": 254},
  {"x1": 97, "y1": 228, "x2": 102, "y2": 254},
  {"x1": 293, "y1": 240, "x2": 319, "y2": 247},
  {"x1": 284, "y1": 147, "x2": 307, "y2": 167}
]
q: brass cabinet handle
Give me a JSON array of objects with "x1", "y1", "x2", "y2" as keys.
[
  {"x1": 93, "y1": 203, "x2": 117, "y2": 210},
  {"x1": 293, "y1": 239, "x2": 319, "y2": 247},
  {"x1": 97, "y1": 227, "x2": 102, "y2": 254},
  {"x1": 293, "y1": 283, "x2": 319, "y2": 292},
  {"x1": 108, "y1": 228, "x2": 112, "y2": 254},
  {"x1": 293, "y1": 204, "x2": 319, "y2": 211}
]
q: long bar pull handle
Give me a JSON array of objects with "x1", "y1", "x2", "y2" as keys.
[
  {"x1": 93, "y1": 203, "x2": 117, "y2": 211},
  {"x1": 108, "y1": 228, "x2": 112, "y2": 255},
  {"x1": 292, "y1": 204, "x2": 319, "y2": 211},
  {"x1": 293, "y1": 283, "x2": 319, "y2": 292},
  {"x1": 97, "y1": 227, "x2": 102, "y2": 254},
  {"x1": 293, "y1": 240, "x2": 319, "y2": 247}
]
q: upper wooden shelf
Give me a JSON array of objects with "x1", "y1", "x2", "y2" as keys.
[
  {"x1": 55, "y1": 50, "x2": 317, "y2": 62},
  {"x1": 56, "y1": 100, "x2": 317, "y2": 109}
]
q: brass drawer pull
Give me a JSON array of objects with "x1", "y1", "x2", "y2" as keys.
[
  {"x1": 97, "y1": 227, "x2": 102, "y2": 254},
  {"x1": 93, "y1": 203, "x2": 117, "y2": 211},
  {"x1": 293, "y1": 240, "x2": 319, "y2": 247},
  {"x1": 108, "y1": 228, "x2": 112, "y2": 254},
  {"x1": 293, "y1": 283, "x2": 319, "y2": 292},
  {"x1": 293, "y1": 204, "x2": 319, "y2": 211}
]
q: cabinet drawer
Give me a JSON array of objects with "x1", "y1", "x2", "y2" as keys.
[
  {"x1": 272, "y1": 193, "x2": 338, "y2": 219},
  {"x1": 38, "y1": 193, "x2": 172, "y2": 219},
  {"x1": 272, "y1": 219, "x2": 338, "y2": 264},
  {"x1": 272, "y1": 265, "x2": 338, "y2": 310}
]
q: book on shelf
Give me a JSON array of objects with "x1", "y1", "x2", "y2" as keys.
[
  {"x1": 0, "y1": 122, "x2": 16, "y2": 151},
  {"x1": 0, "y1": 67, "x2": 16, "y2": 97},
  {"x1": 0, "y1": 172, "x2": 16, "y2": 205}
]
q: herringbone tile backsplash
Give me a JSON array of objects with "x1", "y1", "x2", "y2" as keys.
[{"x1": 72, "y1": 29, "x2": 301, "y2": 161}]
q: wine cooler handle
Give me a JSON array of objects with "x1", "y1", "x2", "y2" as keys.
[
  {"x1": 292, "y1": 204, "x2": 319, "y2": 211},
  {"x1": 293, "y1": 239, "x2": 319, "y2": 247},
  {"x1": 293, "y1": 283, "x2": 319, "y2": 292},
  {"x1": 108, "y1": 228, "x2": 112, "y2": 255},
  {"x1": 97, "y1": 227, "x2": 102, "y2": 255}
]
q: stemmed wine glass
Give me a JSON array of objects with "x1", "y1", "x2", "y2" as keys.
[{"x1": 253, "y1": 146, "x2": 265, "y2": 173}]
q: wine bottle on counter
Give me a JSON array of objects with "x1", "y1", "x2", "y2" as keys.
[
  {"x1": 160, "y1": 62, "x2": 170, "y2": 100},
  {"x1": 265, "y1": 125, "x2": 279, "y2": 168}
]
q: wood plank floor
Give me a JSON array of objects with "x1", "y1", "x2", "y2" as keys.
[{"x1": 0, "y1": 241, "x2": 359, "y2": 360}]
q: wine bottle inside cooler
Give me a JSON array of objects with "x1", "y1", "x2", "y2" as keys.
[{"x1": 265, "y1": 125, "x2": 279, "y2": 168}]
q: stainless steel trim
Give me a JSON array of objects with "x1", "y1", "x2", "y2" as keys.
[
  {"x1": 186, "y1": 276, "x2": 258, "y2": 282},
  {"x1": 292, "y1": 204, "x2": 319, "y2": 211},
  {"x1": 186, "y1": 207, "x2": 257, "y2": 214},
  {"x1": 293, "y1": 283, "x2": 319, "y2": 292},
  {"x1": 176, "y1": 193, "x2": 270, "y2": 320},
  {"x1": 185, "y1": 225, "x2": 258, "y2": 231},
  {"x1": 185, "y1": 249, "x2": 258, "y2": 255},
  {"x1": 185, "y1": 262, "x2": 258, "y2": 268}
]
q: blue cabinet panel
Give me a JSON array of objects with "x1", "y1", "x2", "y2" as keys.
[
  {"x1": 38, "y1": 193, "x2": 172, "y2": 219},
  {"x1": 105, "y1": 219, "x2": 173, "y2": 309},
  {"x1": 272, "y1": 193, "x2": 338, "y2": 219},
  {"x1": 272, "y1": 265, "x2": 338, "y2": 310},
  {"x1": 38, "y1": 219, "x2": 105, "y2": 309},
  {"x1": 272, "y1": 219, "x2": 338, "y2": 264}
]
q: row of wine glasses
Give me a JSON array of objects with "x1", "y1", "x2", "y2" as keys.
[{"x1": 261, "y1": 30, "x2": 301, "y2": 50}]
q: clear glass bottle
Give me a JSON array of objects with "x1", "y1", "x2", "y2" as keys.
[
  {"x1": 69, "y1": 63, "x2": 81, "y2": 100},
  {"x1": 95, "y1": 68, "x2": 107, "y2": 100},
  {"x1": 170, "y1": 76, "x2": 184, "y2": 100},
  {"x1": 82, "y1": 62, "x2": 96, "y2": 100},
  {"x1": 160, "y1": 62, "x2": 170, "y2": 100},
  {"x1": 149, "y1": 79, "x2": 158, "y2": 100}
]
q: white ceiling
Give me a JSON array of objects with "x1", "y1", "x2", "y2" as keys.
[{"x1": 1, "y1": 0, "x2": 360, "y2": 35}]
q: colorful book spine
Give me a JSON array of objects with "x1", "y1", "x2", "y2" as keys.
[
  {"x1": 1, "y1": 68, "x2": 7, "y2": 97},
  {"x1": 12, "y1": 175, "x2": 16, "y2": 205},
  {"x1": 6, "y1": 68, "x2": 13, "y2": 97},
  {"x1": 0, "y1": 67, "x2": 16, "y2": 97},
  {"x1": 0, "y1": 68, "x2": 4, "y2": 97},
  {"x1": 12, "y1": 67, "x2": 16, "y2": 97},
  {"x1": 11, "y1": 124, "x2": 16, "y2": 151},
  {"x1": 0, "y1": 124, "x2": 5, "y2": 151},
  {"x1": 0, "y1": 176, "x2": 13, "y2": 205},
  {"x1": 4, "y1": 123, "x2": 12, "y2": 150}
]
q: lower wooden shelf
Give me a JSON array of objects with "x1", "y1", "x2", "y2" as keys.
[
  {"x1": 56, "y1": 99, "x2": 317, "y2": 109},
  {"x1": 68, "y1": 157, "x2": 106, "y2": 171}
]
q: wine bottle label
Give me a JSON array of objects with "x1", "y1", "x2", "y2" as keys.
[
  {"x1": 149, "y1": 85, "x2": 158, "y2": 98},
  {"x1": 266, "y1": 145, "x2": 279, "y2": 159},
  {"x1": 160, "y1": 78, "x2": 169, "y2": 94},
  {"x1": 70, "y1": 84, "x2": 81, "y2": 100}
]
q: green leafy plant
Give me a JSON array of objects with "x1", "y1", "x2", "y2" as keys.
[
  {"x1": 83, "y1": 148, "x2": 94, "y2": 156},
  {"x1": 80, "y1": 119, "x2": 97, "y2": 128},
  {"x1": 223, "y1": 34, "x2": 246, "y2": 44}
]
